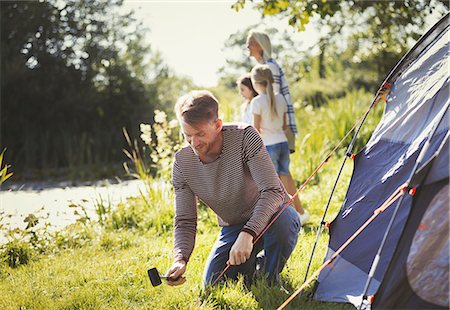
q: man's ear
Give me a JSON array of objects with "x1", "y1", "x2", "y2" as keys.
[{"x1": 215, "y1": 119, "x2": 223, "y2": 132}]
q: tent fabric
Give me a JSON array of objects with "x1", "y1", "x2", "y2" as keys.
[
  {"x1": 373, "y1": 135, "x2": 449, "y2": 309},
  {"x1": 314, "y1": 14, "x2": 449, "y2": 307}
]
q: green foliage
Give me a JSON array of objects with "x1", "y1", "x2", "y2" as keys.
[
  {"x1": 217, "y1": 24, "x2": 258, "y2": 85},
  {"x1": 98, "y1": 182, "x2": 174, "y2": 235},
  {"x1": 150, "y1": 66, "x2": 195, "y2": 117},
  {"x1": 209, "y1": 84, "x2": 244, "y2": 123},
  {"x1": 234, "y1": 0, "x2": 448, "y2": 32},
  {"x1": 0, "y1": 202, "x2": 98, "y2": 270},
  {"x1": 3, "y1": 219, "x2": 53, "y2": 257},
  {"x1": 292, "y1": 78, "x2": 347, "y2": 107},
  {"x1": 53, "y1": 223, "x2": 95, "y2": 250},
  {"x1": 0, "y1": 149, "x2": 13, "y2": 187},
  {"x1": 289, "y1": 90, "x2": 383, "y2": 182},
  {"x1": 123, "y1": 127, "x2": 150, "y2": 181},
  {"x1": 233, "y1": 0, "x2": 341, "y2": 31},
  {"x1": 149, "y1": 111, "x2": 183, "y2": 179},
  {"x1": 202, "y1": 278, "x2": 260, "y2": 309},
  {"x1": 123, "y1": 108, "x2": 185, "y2": 186},
  {"x1": 0, "y1": 0, "x2": 162, "y2": 179},
  {"x1": 228, "y1": 1, "x2": 448, "y2": 92},
  {"x1": 0, "y1": 239, "x2": 32, "y2": 268},
  {"x1": 93, "y1": 193, "x2": 112, "y2": 226}
]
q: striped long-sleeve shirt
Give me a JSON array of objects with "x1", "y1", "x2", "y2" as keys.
[
  {"x1": 172, "y1": 124, "x2": 290, "y2": 263},
  {"x1": 266, "y1": 58, "x2": 298, "y2": 134}
]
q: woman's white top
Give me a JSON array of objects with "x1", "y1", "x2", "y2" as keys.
[{"x1": 251, "y1": 93, "x2": 288, "y2": 146}]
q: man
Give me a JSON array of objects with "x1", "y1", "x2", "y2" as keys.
[{"x1": 165, "y1": 90, "x2": 299, "y2": 287}]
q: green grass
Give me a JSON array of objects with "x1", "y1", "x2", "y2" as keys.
[
  {"x1": 0, "y1": 89, "x2": 383, "y2": 309},
  {"x1": 0, "y1": 164, "x2": 355, "y2": 309},
  {"x1": 290, "y1": 89, "x2": 383, "y2": 183}
]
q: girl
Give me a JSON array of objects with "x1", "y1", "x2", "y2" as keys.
[
  {"x1": 251, "y1": 64, "x2": 309, "y2": 226},
  {"x1": 236, "y1": 74, "x2": 258, "y2": 124}
]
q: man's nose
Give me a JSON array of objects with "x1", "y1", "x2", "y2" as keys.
[{"x1": 191, "y1": 136, "x2": 200, "y2": 147}]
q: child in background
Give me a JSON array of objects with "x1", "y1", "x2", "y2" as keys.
[
  {"x1": 237, "y1": 74, "x2": 258, "y2": 124},
  {"x1": 251, "y1": 64, "x2": 309, "y2": 226}
]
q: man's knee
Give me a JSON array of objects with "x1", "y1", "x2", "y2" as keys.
[{"x1": 270, "y1": 206, "x2": 300, "y2": 239}]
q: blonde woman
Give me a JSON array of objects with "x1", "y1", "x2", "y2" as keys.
[
  {"x1": 250, "y1": 64, "x2": 309, "y2": 226},
  {"x1": 246, "y1": 30, "x2": 298, "y2": 152}
]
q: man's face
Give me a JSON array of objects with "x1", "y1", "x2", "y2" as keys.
[{"x1": 180, "y1": 119, "x2": 222, "y2": 158}]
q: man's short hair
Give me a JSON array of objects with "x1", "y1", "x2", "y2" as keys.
[{"x1": 175, "y1": 90, "x2": 219, "y2": 125}]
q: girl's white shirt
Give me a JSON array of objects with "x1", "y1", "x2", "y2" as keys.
[
  {"x1": 240, "y1": 101, "x2": 253, "y2": 125},
  {"x1": 251, "y1": 93, "x2": 287, "y2": 146}
]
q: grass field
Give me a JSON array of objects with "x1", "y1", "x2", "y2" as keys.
[{"x1": 0, "y1": 163, "x2": 356, "y2": 309}]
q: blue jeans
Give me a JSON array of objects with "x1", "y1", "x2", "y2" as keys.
[
  {"x1": 266, "y1": 141, "x2": 290, "y2": 175},
  {"x1": 202, "y1": 204, "x2": 300, "y2": 287}
]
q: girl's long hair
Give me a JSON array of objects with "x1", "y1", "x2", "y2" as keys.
[{"x1": 251, "y1": 64, "x2": 277, "y2": 119}]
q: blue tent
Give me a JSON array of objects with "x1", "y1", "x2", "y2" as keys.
[{"x1": 313, "y1": 13, "x2": 449, "y2": 308}]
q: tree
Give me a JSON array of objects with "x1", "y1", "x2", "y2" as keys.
[
  {"x1": 233, "y1": 1, "x2": 448, "y2": 32},
  {"x1": 232, "y1": 0, "x2": 448, "y2": 88},
  {"x1": 0, "y1": 0, "x2": 161, "y2": 178}
]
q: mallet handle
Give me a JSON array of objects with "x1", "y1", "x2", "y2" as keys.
[{"x1": 160, "y1": 275, "x2": 180, "y2": 282}]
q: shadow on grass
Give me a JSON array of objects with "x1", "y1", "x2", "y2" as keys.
[
  {"x1": 199, "y1": 275, "x2": 354, "y2": 310},
  {"x1": 249, "y1": 278, "x2": 353, "y2": 310}
]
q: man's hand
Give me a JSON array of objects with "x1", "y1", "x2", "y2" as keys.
[
  {"x1": 165, "y1": 260, "x2": 187, "y2": 286},
  {"x1": 229, "y1": 231, "x2": 253, "y2": 265}
]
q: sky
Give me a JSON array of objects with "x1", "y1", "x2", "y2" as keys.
[{"x1": 122, "y1": 1, "x2": 318, "y2": 87}]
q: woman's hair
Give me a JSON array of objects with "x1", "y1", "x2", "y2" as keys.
[
  {"x1": 236, "y1": 74, "x2": 258, "y2": 98},
  {"x1": 251, "y1": 64, "x2": 277, "y2": 119},
  {"x1": 175, "y1": 90, "x2": 219, "y2": 125},
  {"x1": 247, "y1": 30, "x2": 272, "y2": 63}
]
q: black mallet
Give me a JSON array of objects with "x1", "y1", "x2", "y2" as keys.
[{"x1": 147, "y1": 267, "x2": 180, "y2": 287}]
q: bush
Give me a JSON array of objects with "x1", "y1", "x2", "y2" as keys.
[
  {"x1": 101, "y1": 182, "x2": 175, "y2": 235},
  {"x1": 291, "y1": 78, "x2": 348, "y2": 108},
  {"x1": 54, "y1": 223, "x2": 95, "y2": 250},
  {"x1": 0, "y1": 239, "x2": 33, "y2": 268},
  {"x1": 290, "y1": 89, "x2": 383, "y2": 182},
  {"x1": 146, "y1": 110, "x2": 183, "y2": 180}
]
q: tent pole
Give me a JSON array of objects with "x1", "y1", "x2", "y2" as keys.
[
  {"x1": 358, "y1": 103, "x2": 449, "y2": 310},
  {"x1": 301, "y1": 90, "x2": 383, "y2": 298},
  {"x1": 279, "y1": 184, "x2": 406, "y2": 309}
]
